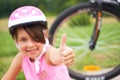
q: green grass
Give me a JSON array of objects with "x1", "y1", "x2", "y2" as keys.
[
  {"x1": 0, "y1": 56, "x2": 25, "y2": 79},
  {"x1": 0, "y1": 18, "x2": 25, "y2": 79},
  {"x1": 0, "y1": 31, "x2": 18, "y2": 57}
]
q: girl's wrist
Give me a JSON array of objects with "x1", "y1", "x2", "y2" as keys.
[{"x1": 51, "y1": 48, "x2": 63, "y2": 65}]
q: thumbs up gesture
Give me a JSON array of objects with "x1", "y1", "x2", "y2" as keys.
[{"x1": 59, "y1": 33, "x2": 74, "y2": 66}]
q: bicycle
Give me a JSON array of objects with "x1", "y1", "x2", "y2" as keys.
[{"x1": 49, "y1": 0, "x2": 120, "y2": 80}]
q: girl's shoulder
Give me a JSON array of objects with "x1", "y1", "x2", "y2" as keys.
[
  {"x1": 12, "y1": 52, "x2": 25, "y2": 67},
  {"x1": 15, "y1": 52, "x2": 25, "y2": 61},
  {"x1": 1, "y1": 52, "x2": 25, "y2": 80}
]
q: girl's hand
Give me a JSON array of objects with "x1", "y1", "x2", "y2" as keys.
[{"x1": 59, "y1": 34, "x2": 74, "y2": 66}]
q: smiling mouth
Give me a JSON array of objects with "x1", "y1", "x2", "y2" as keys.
[{"x1": 27, "y1": 48, "x2": 39, "y2": 54}]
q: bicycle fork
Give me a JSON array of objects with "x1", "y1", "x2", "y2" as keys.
[{"x1": 89, "y1": 0, "x2": 102, "y2": 50}]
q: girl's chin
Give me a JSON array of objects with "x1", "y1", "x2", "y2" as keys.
[{"x1": 27, "y1": 53, "x2": 40, "y2": 59}]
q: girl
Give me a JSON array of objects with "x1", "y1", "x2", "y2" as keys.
[{"x1": 1, "y1": 6, "x2": 74, "y2": 80}]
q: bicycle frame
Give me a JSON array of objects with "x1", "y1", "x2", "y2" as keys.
[{"x1": 89, "y1": 0, "x2": 120, "y2": 50}]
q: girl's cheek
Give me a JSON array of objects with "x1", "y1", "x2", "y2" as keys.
[{"x1": 20, "y1": 44, "x2": 27, "y2": 52}]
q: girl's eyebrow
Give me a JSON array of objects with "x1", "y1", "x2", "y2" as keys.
[{"x1": 18, "y1": 36, "x2": 26, "y2": 39}]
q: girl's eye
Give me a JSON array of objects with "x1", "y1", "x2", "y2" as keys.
[{"x1": 20, "y1": 38, "x2": 27, "y2": 42}]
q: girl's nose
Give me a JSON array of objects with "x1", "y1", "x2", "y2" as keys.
[{"x1": 27, "y1": 40, "x2": 35, "y2": 48}]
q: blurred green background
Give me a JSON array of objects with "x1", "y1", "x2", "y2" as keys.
[{"x1": 0, "y1": 0, "x2": 87, "y2": 18}]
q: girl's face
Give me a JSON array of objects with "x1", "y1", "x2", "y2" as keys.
[{"x1": 16, "y1": 28, "x2": 45, "y2": 59}]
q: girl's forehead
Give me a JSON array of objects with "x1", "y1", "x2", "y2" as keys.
[
  {"x1": 17, "y1": 27, "x2": 25, "y2": 33},
  {"x1": 17, "y1": 28, "x2": 28, "y2": 37}
]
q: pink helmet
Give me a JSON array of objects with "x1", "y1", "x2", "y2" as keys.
[{"x1": 8, "y1": 6, "x2": 46, "y2": 28}]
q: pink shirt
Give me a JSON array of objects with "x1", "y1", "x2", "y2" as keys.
[{"x1": 22, "y1": 51, "x2": 70, "y2": 80}]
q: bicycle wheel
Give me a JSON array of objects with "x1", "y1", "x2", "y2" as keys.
[{"x1": 49, "y1": 2, "x2": 120, "y2": 80}]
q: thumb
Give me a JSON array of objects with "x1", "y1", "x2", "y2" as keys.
[{"x1": 60, "y1": 33, "x2": 67, "y2": 51}]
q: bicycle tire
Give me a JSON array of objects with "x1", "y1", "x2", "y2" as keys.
[{"x1": 49, "y1": 2, "x2": 120, "y2": 80}]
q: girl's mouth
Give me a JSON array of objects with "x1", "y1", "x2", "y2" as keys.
[{"x1": 27, "y1": 48, "x2": 39, "y2": 54}]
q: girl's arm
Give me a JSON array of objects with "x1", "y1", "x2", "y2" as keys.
[
  {"x1": 1, "y1": 52, "x2": 24, "y2": 80},
  {"x1": 46, "y1": 34, "x2": 74, "y2": 66},
  {"x1": 45, "y1": 47, "x2": 63, "y2": 66},
  {"x1": 46, "y1": 46, "x2": 74, "y2": 66}
]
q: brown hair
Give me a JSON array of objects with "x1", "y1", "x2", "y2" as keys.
[{"x1": 9, "y1": 22, "x2": 47, "y2": 43}]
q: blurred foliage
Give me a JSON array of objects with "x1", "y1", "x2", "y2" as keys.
[
  {"x1": 0, "y1": 31, "x2": 18, "y2": 57},
  {"x1": 0, "y1": 0, "x2": 88, "y2": 18},
  {"x1": 69, "y1": 14, "x2": 92, "y2": 27}
]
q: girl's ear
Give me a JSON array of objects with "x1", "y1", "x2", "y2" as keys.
[
  {"x1": 43, "y1": 29, "x2": 48, "y2": 38},
  {"x1": 15, "y1": 41, "x2": 21, "y2": 51}
]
